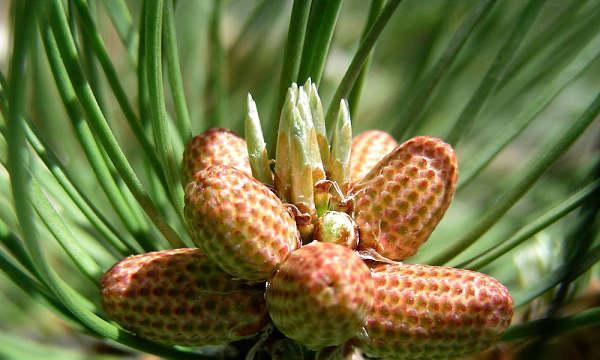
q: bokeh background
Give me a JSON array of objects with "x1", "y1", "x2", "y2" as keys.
[{"x1": 0, "y1": 0, "x2": 598, "y2": 359}]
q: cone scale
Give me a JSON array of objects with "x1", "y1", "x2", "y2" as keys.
[
  {"x1": 357, "y1": 263, "x2": 513, "y2": 359},
  {"x1": 353, "y1": 136, "x2": 458, "y2": 260},
  {"x1": 266, "y1": 242, "x2": 374, "y2": 350},
  {"x1": 184, "y1": 165, "x2": 300, "y2": 281},
  {"x1": 181, "y1": 128, "x2": 251, "y2": 185},
  {"x1": 101, "y1": 249, "x2": 268, "y2": 346}
]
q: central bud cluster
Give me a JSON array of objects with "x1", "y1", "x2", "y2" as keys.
[{"x1": 101, "y1": 81, "x2": 513, "y2": 359}]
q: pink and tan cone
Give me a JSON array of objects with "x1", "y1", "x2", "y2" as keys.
[
  {"x1": 101, "y1": 248, "x2": 268, "y2": 346},
  {"x1": 350, "y1": 130, "x2": 398, "y2": 185},
  {"x1": 181, "y1": 128, "x2": 251, "y2": 185},
  {"x1": 266, "y1": 242, "x2": 374, "y2": 350},
  {"x1": 356, "y1": 263, "x2": 513, "y2": 359},
  {"x1": 184, "y1": 165, "x2": 300, "y2": 281},
  {"x1": 353, "y1": 136, "x2": 457, "y2": 260}
]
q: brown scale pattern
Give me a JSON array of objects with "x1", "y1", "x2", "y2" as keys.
[
  {"x1": 350, "y1": 130, "x2": 398, "y2": 185},
  {"x1": 184, "y1": 165, "x2": 300, "y2": 281},
  {"x1": 266, "y1": 242, "x2": 374, "y2": 350},
  {"x1": 357, "y1": 263, "x2": 513, "y2": 360},
  {"x1": 181, "y1": 128, "x2": 251, "y2": 185},
  {"x1": 354, "y1": 136, "x2": 457, "y2": 260},
  {"x1": 101, "y1": 248, "x2": 268, "y2": 346}
]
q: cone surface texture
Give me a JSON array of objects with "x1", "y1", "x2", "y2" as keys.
[
  {"x1": 185, "y1": 165, "x2": 300, "y2": 280},
  {"x1": 266, "y1": 242, "x2": 374, "y2": 349},
  {"x1": 182, "y1": 128, "x2": 251, "y2": 184},
  {"x1": 101, "y1": 248, "x2": 268, "y2": 346},
  {"x1": 350, "y1": 130, "x2": 398, "y2": 184},
  {"x1": 357, "y1": 263, "x2": 513, "y2": 359},
  {"x1": 354, "y1": 136, "x2": 457, "y2": 260}
]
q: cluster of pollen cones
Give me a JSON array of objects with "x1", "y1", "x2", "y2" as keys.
[{"x1": 101, "y1": 82, "x2": 513, "y2": 359}]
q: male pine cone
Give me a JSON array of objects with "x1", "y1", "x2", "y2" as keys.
[
  {"x1": 101, "y1": 249, "x2": 268, "y2": 346},
  {"x1": 356, "y1": 263, "x2": 513, "y2": 359}
]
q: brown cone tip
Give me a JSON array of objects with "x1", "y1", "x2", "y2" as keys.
[
  {"x1": 182, "y1": 128, "x2": 252, "y2": 185},
  {"x1": 350, "y1": 130, "x2": 398, "y2": 185}
]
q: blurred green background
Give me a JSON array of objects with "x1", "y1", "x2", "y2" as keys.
[{"x1": 0, "y1": 0, "x2": 598, "y2": 359}]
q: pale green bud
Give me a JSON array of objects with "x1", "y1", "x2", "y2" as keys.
[
  {"x1": 245, "y1": 93, "x2": 272, "y2": 185},
  {"x1": 290, "y1": 107, "x2": 315, "y2": 212},
  {"x1": 328, "y1": 99, "x2": 352, "y2": 193},
  {"x1": 308, "y1": 82, "x2": 329, "y2": 166},
  {"x1": 274, "y1": 87, "x2": 297, "y2": 201},
  {"x1": 315, "y1": 211, "x2": 358, "y2": 249}
]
